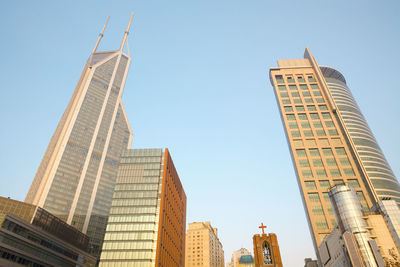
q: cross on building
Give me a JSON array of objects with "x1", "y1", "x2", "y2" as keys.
[{"x1": 259, "y1": 223, "x2": 267, "y2": 234}]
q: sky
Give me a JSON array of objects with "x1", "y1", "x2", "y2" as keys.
[{"x1": 1, "y1": 1, "x2": 400, "y2": 266}]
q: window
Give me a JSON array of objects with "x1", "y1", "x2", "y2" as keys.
[
  {"x1": 313, "y1": 121, "x2": 323, "y2": 128},
  {"x1": 291, "y1": 131, "x2": 301, "y2": 137},
  {"x1": 284, "y1": 106, "x2": 293, "y2": 112},
  {"x1": 295, "y1": 105, "x2": 305, "y2": 111},
  {"x1": 326, "y1": 158, "x2": 337, "y2": 167},
  {"x1": 309, "y1": 149, "x2": 320, "y2": 157},
  {"x1": 310, "y1": 113, "x2": 319, "y2": 120},
  {"x1": 325, "y1": 121, "x2": 334, "y2": 127},
  {"x1": 357, "y1": 191, "x2": 366, "y2": 201},
  {"x1": 301, "y1": 122, "x2": 311, "y2": 128},
  {"x1": 316, "y1": 169, "x2": 327, "y2": 178},
  {"x1": 322, "y1": 192, "x2": 330, "y2": 202},
  {"x1": 313, "y1": 91, "x2": 322, "y2": 96},
  {"x1": 286, "y1": 114, "x2": 296, "y2": 121},
  {"x1": 275, "y1": 75, "x2": 284, "y2": 84},
  {"x1": 307, "y1": 75, "x2": 316, "y2": 82},
  {"x1": 289, "y1": 122, "x2": 298, "y2": 129},
  {"x1": 298, "y1": 113, "x2": 307, "y2": 120},
  {"x1": 316, "y1": 219, "x2": 328, "y2": 229},
  {"x1": 278, "y1": 85, "x2": 286, "y2": 91},
  {"x1": 289, "y1": 85, "x2": 297, "y2": 90},
  {"x1": 287, "y1": 76, "x2": 295, "y2": 83},
  {"x1": 348, "y1": 179, "x2": 360, "y2": 188},
  {"x1": 319, "y1": 105, "x2": 328, "y2": 110},
  {"x1": 343, "y1": 168, "x2": 355, "y2": 176},
  {"x1": 305, "y1": 181, "x2": 316, "y2": 190},
  {"x1": 307, "y1": 105, "x2": 316, "y2": 111},
  {"x1": 322, "y1": 113, "x2": 331, "y2": 119},
  {"x1": 313, "y1": 159, "x2": 324, "y2": 167},
  {"x1": 280, "y1": 92, "x2": 289, "y2": 97},
  {"x1": 300, "y1": 84, "x2": 308, "y2": 90},
  {"x1": 297, "y1": 76, "x2": 305, "y2": 82},
  {"x1": 293, "y1": 98, "x2": 302, "y2": 104},
  {"x1": 291, "y1": 92, "x2": 300, "y2": 97},
  {"x1": 330, "y1": 169, "x2": 341, "y2": 177},
  {"x1": 310, "y1": 84, "x2": 319, "y2": 89},
  {"x1": 282, "y1": 99, "x2": 291, "y2": 104},
  {"x1": 316, "y1": 98, "x2": 324, "y2": 103},
  {"x1": 299, "y1": 159, "x2": 310, "y2": 167},
  {"x1": 333, "y1": 179, "x2": 344, "y2": 185},
  {"x1": 304, "y1": 98, "x2": 313, "y2": 103},
  {"x1": 328, "y1": 129, "x2": 338, "y2": 136},
  {"x1": 322, "y1": 148, "x2": 333, "y2": 156},
  {"x1": 312, "y1": 206, "x2": 324, "y2": 215},
  {"x1": 303, "y1": 130, "x2": 313, "y2": 137},
  {"x1": 296, "y1": 149, "x2": 306, "y2": 157},
  {"x1": 335, "y1": 148, "x2": 346, "y2": 156},
  {"x1": 308, "y1": 193, "x2": 320, "y2": 202},
  {"x1": 316, "y1": 130, "x2": 326, "y2": 136},
  {"x1": 302, "y1": 170, "x2": 313, "y2": 178},
  {"x1": 319, "y1": 180, "x2": 330, "y2": 189},
  {"x1": 302, "y1": 91, "x2": 311, "y2": 97}
]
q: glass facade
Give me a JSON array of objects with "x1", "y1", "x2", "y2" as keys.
[
  {"x1": 99, "y1": 148, "x2": 187, "y2": 267},
  {"x1": 25, "y1": 49, "x2": 133, "y2": 257},
  {"x1": 320, "y1": 66, "x2": 400, "y2": 203}
]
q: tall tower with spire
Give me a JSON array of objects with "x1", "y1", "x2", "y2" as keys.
[{"x1": 25, "y1": 14, "x2": 134, "y2": 257}]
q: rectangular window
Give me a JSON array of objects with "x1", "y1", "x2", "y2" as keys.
[
  {"x1": 284, "y1": 106, "x2": 293, "y2": 112},
  {"x1": 310, "y1": 84, "x2": 319, "y2": 89},
  {"x1": 316, "y1": 169, "x2": 327, "y2": 178},
  {"x1": 282, "y1": 99, "x2": 291, "y2": 104},
  {"x1": 298, "y1": 113, "x2": 308, "y2": 120},
  {"x1": 307, "y1": 75, "x2": 316, "y2": 82},
  {"x1": 316, "y1": 130, "x2": 327, "y2": 136},
  {"x1": 325, "y1": 121, "x2": 334, "y2": 127},
  {"x1": 316, "y1": 98, "x2": 325, "y2": 103},
  {"x1": 357, "y1": 191, "x2": 366, "y2": 201},
  {"x1": 289, "y1": 85, "x2": 297, "y2": 90},
  {"x1": 299, "y1": 159, "x2": 310, "y2": 167},
  {"x1": 310, "y1": 113, "x2": 319, "y2": 120},
  {"x1": 348, "y1": 179, "x2": 360, "y2": 188},
  {"x1": 293, "y1": 98, "x2": 302, "y2": 104},
  {"x1": 313, "y1": 159, "x2": 324, "y2": 167},
  {"x1": 316, "y1": 219, "x2": 328, "y2": 230},
  {"x1": 305, "y1": 181, "x2": 316, "y2": 190},
  {"x1": 335, "y1": 148, "x2": 347, "y2": 156},
  {"x1": 296, "y1": 149, "x2": 306, "y2": 157},
  {"x1": 322, "y1": 148, "x2": 333, "y2": 156},
  {"x1": 312, "y1": 206, "x2": 324, "y2": 216},
  {"x1": 302, "y1": 170, "x2": 313, "y2": 178},
  {"x1": 333, "y1": 179, "x2": 344, "y2": 185},
  {"x1": 309, "y1": 148, "x2": 320, "y2": 157},
  {"x1": 307, "y1": 105, "x2": 316, "y2": 111},
  {"x1": 313, "y1": 91, "x2": 322, "y2": 96},
  {"x1": 343, "y1": 168, "x2": 355, "y2": 176},
  {"x1": 287, "y1": 76, "x2": 295, "y2": 83},
  {"x1": 308, "y1": 193, "x2": 320, "y2": 202},
  {"x1": 286, "y1": 114, "x2": 296, "y2": 120},
  {"x1": 313, "y1": 121, "x2": 323, "y2": 128},
  {"x1": 295, "y1": 105, "x2": 305, "y2": 111},
  {"x1": 297, "y1": 76, "x2": 305, "y2": 82},
  {"x1": 303, "y1": 130, "x2": 314, "y2": 137},
  {"x1": 323, "y1": 192, "x2": 330, "y2": 202},
  {"x1": 294, "y1": 140, "x2": 304, "y2": 147},
  {"x1": 322, "y1": 113, "x2": 331, "y2": 119},
  {"x1": 326, "y1": 158, "x2": 337, "y2": 167},
  {"x1": 301, "y1": 122, "x2": 311, "y2": 128},
  {"x1": 330, "y1": 169, "x2": 341, "y2": 177},
  {"x1": 278, "y1": 85, "x2": 287, "y2": 91},
  {"x1": 302, "y1": 91, "x2": 311, "y2": 97},
  {"x1": 319, "y1": 105, "x2": 328, "y2": 110},
  {"x1": 291, "y1": 131, "x2": 301, "y2": 137},
  {"x1": 300, "y1": 84, "x2": 308, "y2": 90},
  {"x1": 304, "y1": 98, "x2": 313, "y2": 103},
  {"x1": 291, "y1": 92, "x2": 300, "y2": 97},
  {"x1": 328, "y1": 129, "x2": 338, "y2": 136},
  {"x1": 280, "y1": 92, "x2": 289, "y2": 97},
  {"x1": 289, "y1": 122, "x2": 298, "y2": 129},
  {"x1": 319, "y1": 180, "x2": 330, "y2": 189}
]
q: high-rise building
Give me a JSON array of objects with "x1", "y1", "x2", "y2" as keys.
[
  {"x1": 25, "y1": 15, "x2": 134, "y2": 256},
  {"x1": 269, "y1": 48, "x2": 400, "y2": 256},
  {"x1": 99, "y1": 148, "x2": 187, "y2": 267},
  {"x1": 185, "y1": 221, "x2": 225, "y2": 267}
]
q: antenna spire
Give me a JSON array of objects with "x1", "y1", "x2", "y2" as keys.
[
  {"x1": 91, "y1": 16, "x2": 110, "y2": 54},
  {"x1": 120, "y1": 13, "x2": 134, "y2": 52}
]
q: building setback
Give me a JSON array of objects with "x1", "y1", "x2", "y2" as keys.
[
  {"x1": 24, "y1": 15, "x2": 134, "y2": 257},
  {"x1": 99, "y1": 148, "x2": 187, "y2": 267},
  {"x1": 269, "y1": 48, "x2": 400, "y2": 258},
  {"x1": 0, "y1": 197, "x2": 96, "y2": 267},
  {"x1": 185, "y1": 221, "x2": 225, "y2": 267}
]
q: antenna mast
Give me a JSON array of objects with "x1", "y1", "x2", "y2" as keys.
[
  {"x1": 91, "y1": 16, "x2": 110, "y2": 54},
  {"x1": 120, "y1": 13, "x2": 134, "y2": 52}
]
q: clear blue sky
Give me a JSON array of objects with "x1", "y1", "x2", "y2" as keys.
[{"x1": 1, "y1": 1, "x2": 399, "y2": 266}]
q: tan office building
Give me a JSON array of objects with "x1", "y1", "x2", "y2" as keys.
[
  {"x1": 269, "y1": 48, "x2": 400, "y2": 257},
  {"x1": 24, "y1": 16, "x2": 134, "y2": 257},
  {"x1": 99, "y1": 148, "x2": 187, "y2": 267},
  {"x1": 185, "y1": 221, "x2": 225, "y2": 267}
]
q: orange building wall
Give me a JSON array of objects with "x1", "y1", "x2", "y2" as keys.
[
  {"x1": 155, "y1": 149, "x2": 187, "y2": 267},
  {"x1": 253, "y1": 233, "x2": 282, "y2": 267}
]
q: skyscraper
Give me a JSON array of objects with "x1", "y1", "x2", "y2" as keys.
[
  {"x1": 25, "y1": 15, "x2": 134, "y2": 256},
  {"x1": 269, "y1": 48, "x2": 400, "y2": 256},
  {"x1": 185, "y1": 221, "x2": 225, "y2": 267},
  {"x1": 99, "y1": 148, "x2": 187, "y2": 267}
]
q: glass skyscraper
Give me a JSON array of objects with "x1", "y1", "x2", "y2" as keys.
[
  {"x1": 25, "y1": 16, "x2": 134, "y2": 256},
  {"x1": 269, "y1": 48, "x2": 400, "y2": 258}
]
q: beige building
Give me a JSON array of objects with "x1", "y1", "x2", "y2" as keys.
[
  {"x1": 186, "y1": 221, "x2": 225, "y2": 267},
  {"x1": 24, "y1": 15, "x2": 134, "y2": 257},
  {"x1": 228, "y1": 248, "x2": 252, "y2": 267},
  {"x1": 269, "y1": 48, "x2": 400, "y2": 259}
]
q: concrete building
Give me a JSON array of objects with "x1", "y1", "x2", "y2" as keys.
[
  {"x1": 0, "y1": 196, "x2": 96, "y2": 266},
  {"x1": 269, "y1": 48, "x2": 400, "y2": 259},
  {"x1": 99, "y1": 148, "x2": 187, "y2": 267},
  {"x1": 237, "y1": 255, "x2": 255, "y2": 267},
  {"x1": 24, "y1": 15, "x2": 135, "y2": 257},
  {"x1": 304, "y1": 258, "x2": 318, "y2": 267},
  {"x1": 185, "y1": 221, "x2": 224, "y2": 267}
]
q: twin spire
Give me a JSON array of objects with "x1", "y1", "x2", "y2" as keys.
[{"x1": 91, "y1": 13, "x2": 134, "y2": 55}]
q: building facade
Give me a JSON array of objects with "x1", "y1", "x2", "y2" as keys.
[
  {"x1": 0, "y1": 197, "x2": 96, "y2": 267},
  {"x1": 99, "y1": 148, "x2": 187, "y2": 267},
  {"x1": 185, "y1": 221, "x2": 225, "y2": 267},
  {"x1": 269, "y1": 48, "x2": 400, "y2": 256},
  {"x1": 253, "y1": 233, "x2": 282, "y2": 267},
  {"x1": 228, "y1": 248, "x2": 252, "y2": 267},
  {"x1": 25, "y1": 16, "x2": 134, "y2": 257}
]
